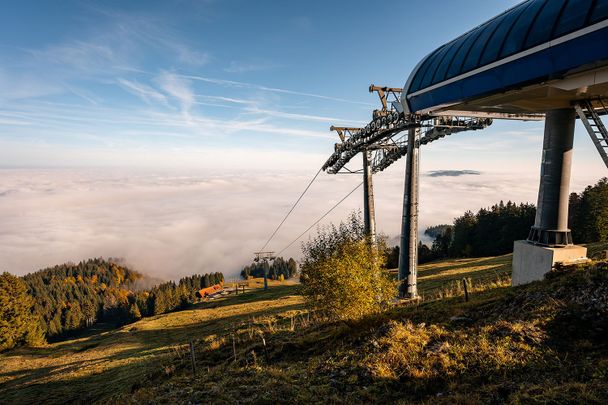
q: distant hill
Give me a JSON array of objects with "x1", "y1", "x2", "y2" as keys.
[
  {"x1": 22, "y1": 258, "x2": 144, "y2": 338},
  {"x1": 20, "y1": 258, "x2": 224, "y2": 341}
]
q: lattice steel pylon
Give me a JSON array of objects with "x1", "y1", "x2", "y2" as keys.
[
  {"x1": 253, "y1": 251, "x2": 275, "y2": 290},
  {"x1": 322, "y1": 85, "x2": 493, "y2": 299},
  {"x1": 327, "y1": 85, "x2": 405, "y2": 241},
  {"x1": 328, "y1": 126, "x2": 376, "y2": 242}
]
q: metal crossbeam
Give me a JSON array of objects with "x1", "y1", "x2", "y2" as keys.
[
  {"x1": 323, "y1": 111, "x2": 417, "y2": 173},
  {"x1": 253, "y1": 251, "x2": 275, "y2": 290},
  {"x1": 323, "y1": 113, "x2": 492, "y2": 174},
  {"x1": 253, "y1": 251, "x2": 276, "y2": 262},
  {"x1": 370, "y1": 116, "x2": 490, "y2": 173},
  {"x1": 369, "y1": 84, "x2": 403, "y2": 118}
]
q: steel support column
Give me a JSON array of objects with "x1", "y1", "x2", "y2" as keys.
[
  {"x1": 263, "y1": 268, "x2": 268, "y2": 290},
  {"x1": 398, "y1": 128, "x2": 419, "y2": 298},
  {"x1": 363, "y1": 149, "x2": 376, "y2": 242},
  {"x1": 527, "y1": 109, "x2": 576, "y2": 246}
]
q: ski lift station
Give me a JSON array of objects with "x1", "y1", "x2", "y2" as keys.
[
  {"x1": 401, "y1": 0, "x2": 608, "y2": 286},
  {"x1": 321, "y1": 0, "x2": 608, "y2": 297}
]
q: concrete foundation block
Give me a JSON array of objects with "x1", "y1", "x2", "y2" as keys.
[{"x1": 512, "y1": 240, "x2": 587, "y2": 286}]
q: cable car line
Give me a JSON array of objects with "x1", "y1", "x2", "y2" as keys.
[
  {"x1": 277, "y1": 181, "x2": 363, "y2": 256},
  {"x1": 258, "y1": 167, "x2": 324, "y2": 252}
]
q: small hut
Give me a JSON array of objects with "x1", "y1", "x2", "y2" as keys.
[{"x1": 196, "y1": 283, "x2": 223, "y2": 299}]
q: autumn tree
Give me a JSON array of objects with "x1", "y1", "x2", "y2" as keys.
[{"x1": 299, "y1": 212, "x2": 395, "y2": 321}]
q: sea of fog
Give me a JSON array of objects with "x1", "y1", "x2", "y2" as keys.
[{"x1": 0, "y1": 166, "x2": 599, "y2": 280}]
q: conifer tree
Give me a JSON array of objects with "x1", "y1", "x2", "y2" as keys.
[
  {"x1": 129, "y1": 302, "x2": 141, "y2": 320},
  {"x1": 0, "y1": 272, "x2": 43, "y2": 351}
]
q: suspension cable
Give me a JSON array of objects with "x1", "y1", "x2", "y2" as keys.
[
  {"x1": 277, "y1": 181, "x2": 363, "y2": 256},
  {"x1": 259, "y1": 167, "x2": 324, "y2": 252}
]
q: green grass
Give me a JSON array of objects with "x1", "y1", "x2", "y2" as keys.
[
  {"x1": 128, "y1": 259, "x2": 608, "y2": 404},
  {"x1": 387, "y1": 252, "x2": 512, "y2": 301},
  {"x1": 586, "y1": 240, "x2": 608, "y2": 257},
  {"x1": 0, "y1": 279, "x2": 304, "y2": 404},
  {"x1": 2, "y1": 245, "x2": 607, "y2": 404}
]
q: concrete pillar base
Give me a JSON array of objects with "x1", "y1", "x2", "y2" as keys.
[{"x1": 512, "y1": 240, "x2": 587, "y2": 286}]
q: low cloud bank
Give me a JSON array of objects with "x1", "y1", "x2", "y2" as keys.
[{"x1": 0, "y1": 166, "x2": 598, "y2": 280}]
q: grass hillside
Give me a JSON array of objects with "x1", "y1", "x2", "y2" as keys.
[
  {"x1": 0, "y1": 278, "x2": 300, "y2": 404},
  {"x1": 1, "y1": 243, "x2": 607, "y2": 404}
]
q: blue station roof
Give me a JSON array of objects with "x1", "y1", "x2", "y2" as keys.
[{"x1": 403, "y1": 0, "x2": 608, "y2": 114}]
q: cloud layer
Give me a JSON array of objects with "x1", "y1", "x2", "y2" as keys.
[{"x1": 1, "y1": 164, "x2": 600, "y2": 280}]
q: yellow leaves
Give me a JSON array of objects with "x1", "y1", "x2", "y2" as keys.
[
  {"x1": 110, "y1": 263, "x2": 125, "y2": 286},
  {"x1": 63, "y1": 276, "x2": 76, "y2": 285},
  {"x1": 301, "y1": 238, "x2": 395, "y2": 321}
]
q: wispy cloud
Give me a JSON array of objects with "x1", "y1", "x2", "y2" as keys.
[
  {"x1": 117, "y1": 78, "x2": 168, "y2": 105},
  {"x1": 197, "y1": 95, "x2": 258, "y2": 106},
  {"x1": 243, "y1": 106, "x2": 366, "y2": 125},
  {"x1": 0, "y1": 68, "x2": 63, "y2": 101},
  {"x1": 30, "y1": 40, "x2": 120, "y2": 75},
  {"x1": 6, "y1": 6, "x2": 213, "y2": 102},
  {"x1": 183, "y1": 74, "x2": 375, "y2": 106},
  {"x1": 224, "y1": 60, "x2": 283, "y2": 74},
  {"x1": 173, "y1": 44, "x2": 212, "y2": 67},
  {"x1": 0, "y1": 97, "x2": 334, "y2": 145},
  {"x1": 156, "y1": 71, "x2": 195, "y2": 112},
  {"x1": 0, "y1": 117, "x2": 32, "y2": 126}
]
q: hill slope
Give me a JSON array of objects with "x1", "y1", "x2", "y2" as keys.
[
  {"x1": 1, "y1": 246, "x2": 607, "y2": 404},
  {"x1": 0, "y1": 278, "x2": 301, "y2": 404},
  {"x1": 127, "y1": 259, "x2": 608, "y2": 404}
]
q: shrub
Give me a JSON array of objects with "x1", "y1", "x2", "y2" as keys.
[{"x1": 299, "y1": 212, "x2": 395, "y2": 321}]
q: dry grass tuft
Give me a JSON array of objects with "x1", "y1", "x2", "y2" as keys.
[{"x1": 3, "y1": 245, "x2": 608, "y2": 404}]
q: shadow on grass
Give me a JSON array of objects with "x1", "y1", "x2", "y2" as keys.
[
  {"x1": 418, "y1": 254, "x2": 512, "y2": 278},
  {"x1": 7, "y1": 268, "x2": 606, "y2": 404},
  {"x1": 181, "y1": 278, "x2": 606, "y2": 404},
  {"x1": 143, "y1": 268, "x2": 608, "y2": 403},
  {"x1": 0, "y1": 287, "x2": 306, "y2": 405}
]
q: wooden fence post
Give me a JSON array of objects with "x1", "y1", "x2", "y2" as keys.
[
  {"x1": 462, "y1": 278, "x2": 469, "y2": 302},
  {"x1": 189, "y1": 340, "x2": 197, "y2": 375},
  {"x1": 258, "y1": 331, "x2": 269, "y2": 362}
]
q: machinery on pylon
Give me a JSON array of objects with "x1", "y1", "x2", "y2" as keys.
[{"x1": 253, "y1": 251, "x2": 276, "y2": 290}]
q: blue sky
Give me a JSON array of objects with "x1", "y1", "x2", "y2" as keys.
[
  {"x1": 1, "y1": 0, "x2": 606, "y2": 276},
  {"x1": 0, "y1": 0, "x2": 576, "y2": 171}
]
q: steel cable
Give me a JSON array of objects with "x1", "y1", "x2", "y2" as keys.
[
  {"x1": 258, "y1": 167, "x2": 323, "y2": 252},
  {"x1": 277, "y1": 181, "x2": 363, "y2": 256}
]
